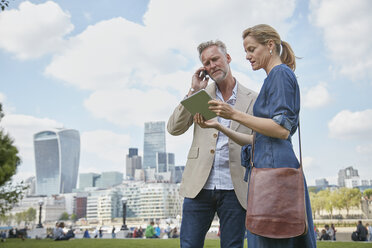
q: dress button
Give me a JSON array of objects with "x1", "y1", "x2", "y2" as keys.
[
  {"x1": 210, "y1": 149, "x2": 215, "y2": 154},
  {"x1": 213, "y1": 133, "x2": 217, "y2": 138}
]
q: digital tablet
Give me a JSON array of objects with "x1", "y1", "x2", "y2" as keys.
[{"x1": 180, "y1": 89, "x2": 217, "y2": 120}]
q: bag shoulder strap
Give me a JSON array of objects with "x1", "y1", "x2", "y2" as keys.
[{"x1": 251, "y1": 120, "x2": 303, "y2": 171}]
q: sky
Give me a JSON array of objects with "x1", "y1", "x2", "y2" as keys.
[{"x1": 1, "y1": 0, "x2": 372, "y2": 186}]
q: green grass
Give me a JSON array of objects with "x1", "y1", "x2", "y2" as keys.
[{"x1": 1, "y1": 239, "x2": 372, "y2": 248}]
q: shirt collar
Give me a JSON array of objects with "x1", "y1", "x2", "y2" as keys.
[{"x1": 215, "y1": 79, "x2": 237, "y2": 103}]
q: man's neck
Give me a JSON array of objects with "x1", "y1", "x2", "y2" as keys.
[{"x1": 216, "y1": 74, "x2": 236, "y2": 101}]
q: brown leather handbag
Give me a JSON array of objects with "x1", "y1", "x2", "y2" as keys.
[{"x1": 245, "y1": 124, "x2": 308, "y2": 239}]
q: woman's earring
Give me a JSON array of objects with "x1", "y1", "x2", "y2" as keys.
[{"x1": 270, "y1": 50, "x2": 272, "y2": 55}]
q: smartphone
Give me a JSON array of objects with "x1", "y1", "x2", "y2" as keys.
[{"x1": 199, "y1": 70, "x2": 208, "y2": 79}]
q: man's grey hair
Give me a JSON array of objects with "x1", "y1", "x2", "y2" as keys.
[{"x1": 197, "y1": 40, "x2": 227, "y2": 60}]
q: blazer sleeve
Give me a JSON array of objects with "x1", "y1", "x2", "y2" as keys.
[{"x1": 167, "y1": 102, "x2": 194, "y2": 136}]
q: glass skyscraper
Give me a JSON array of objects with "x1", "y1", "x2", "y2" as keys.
[
  {"x1": 34, "y1": 128, "x2": 80, "y2": 195},
  {"x1": 143, "y1": 121, "x2": 166, "y2": 169}
]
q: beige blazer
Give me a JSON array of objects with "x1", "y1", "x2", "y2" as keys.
[{"x1": 167, "y1": 81, "x2": 257, "y2": 209}]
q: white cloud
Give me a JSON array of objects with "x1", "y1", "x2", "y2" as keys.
[
  {"x1": 45, "y1": 17, "x2": 188, "y2": 91},
  {"x1": 0, "y1": 92, "x2": 5, "y2": 103},
  {"x1": 302, "y1": 82, "x2": 331, "y2": 109},
  {"x1": 356, "y1": 144, "x2": 372, "y2": 154},
  {"x1": 43, "y1": 0, "x2": 296, "y2": 127},
  {"x1": 0, "y1": 114, "x2": 63, "y2": 160},
  {"x1": 309, "y1": 0, "x2": 372, "y2": 81},
  {"x1": 84, "y1": 89, "x2": 180, "y2": 127},
  {"x1": 0, "y1": 1, "x2": 74, "y2": 60},
  {"x1": 81, "y1": 130, "x2": 130, "y2": 165},
  {"x1": 328, "y1": 109, "x2": 372, "y2": 139},
  {"x1": 302, "y1": 156, "x2": 314, "y2": 169}
]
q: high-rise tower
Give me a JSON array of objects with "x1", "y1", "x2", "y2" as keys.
[
  {"x1": 125, "y1": 148, "x2": 142, "y2": 179},
  {"x1": 143, "y1": 121, "x2": 166, "y2": 169},
  {"x1": 34, "y1": 128, "x2": 80, "y2": 195}
]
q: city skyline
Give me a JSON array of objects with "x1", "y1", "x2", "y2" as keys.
[{"x1": 0, "y1": 0, "x2": 372, "y2": 186}]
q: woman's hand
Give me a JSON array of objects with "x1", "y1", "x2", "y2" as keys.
[
  {"x1": 194, "y1": 113, "x2": 219, "y2": 129},
  {"x1": 208, "y1": 100, "x2": 236, "y2": 120}
]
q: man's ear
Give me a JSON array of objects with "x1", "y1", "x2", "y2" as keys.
[{"x1": 226, "y1": 53, "x2": 232, "y2": 63}]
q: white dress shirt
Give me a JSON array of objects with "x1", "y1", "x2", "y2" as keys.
[{"x1": 203, "y1": 82, "x2": 237, "y2": 190}]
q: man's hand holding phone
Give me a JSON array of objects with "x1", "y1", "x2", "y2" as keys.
[{"x1": 188, "y1": 67, "x2": 209, "y2": 96}]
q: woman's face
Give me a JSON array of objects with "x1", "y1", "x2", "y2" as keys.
[{"x1": 243, "y1": 35, "x2": 270, "y2": 71}]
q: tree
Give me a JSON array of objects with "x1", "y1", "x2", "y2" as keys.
[
  {"x1": 15, "y1": 212, "x2": 24, "y2": 226},
  {"x1": 0, "y1": 0, "x2": 14, "y2": 11},
  {"x1": 26, "y1": 207, "x2": 36, "y2": 224},
  {"x1": 0, "y1": 103, "x2": 28, "y2": 216},
  {"x1": 70, "y1": 213, "x2": 77, "y2": 222},
  {"x1": 59, "y1": 212, "x2": 69, "y2": 221},
  {"x1": 309, "y1": 192, "x2": 320, "y2": 219},
  {"x1": 363, "y1": 189, "x2": 372, "y2": 200},
  {"x1": 316, "y1": 189, "x2": 330, "y2": 216},
  {"x1": 338, "y1": 187, "x2": 362, "y2": 216}
]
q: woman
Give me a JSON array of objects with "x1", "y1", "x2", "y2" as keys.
[{"x1": 194, "y1": 24, "x2": 316, "y2": 247}]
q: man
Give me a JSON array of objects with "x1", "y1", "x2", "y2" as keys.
[
  {"x1": 145, "y1": 221, "x2": 158, "y2": 239},
  {"x1": 325, "y1": 224, "x2": 334, "y2": 240},
  {"x1": 356, "y1": 220, "x2": 368, "y2": 241},
  {"x1": 168, "y1": 40, "x2": 257, "y2": 248},
  {"x1": 367, "y1": 223, "x2": 372, "y2": 241}
]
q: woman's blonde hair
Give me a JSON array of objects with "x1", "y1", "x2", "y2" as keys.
[{"x1": 242, "y1": 24, "x2": 296, "y2": 71}]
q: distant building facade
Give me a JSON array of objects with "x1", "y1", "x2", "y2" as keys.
[
  {"x1": 338, "y1": 166, "x2": 359, "y2": 187},
  {"x1": 125, "y1": 148, "x2": 142, "y2": 179},
  {"x1": 79, "y1": 172, "x2": 123, "y2": 189},
  {"x1": 315, "y1": 178, "x2": 329, "y2": 188},
  {"x1": 79, "y1": 173, "x2": 100, "y2": 189},
  {"x1": 119, "y1": 182, "x2": 182, "y2": 220},
  {"x1": 34, "y1": 128, "x2": 80, "y2": 195},
  {"x1": 143, "y1": 121, "x2": 166, "y2": 169}
]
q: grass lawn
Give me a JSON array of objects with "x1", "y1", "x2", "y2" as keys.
[{"x1": 1, "y1": 239, "x2": 372, "y2": 248}]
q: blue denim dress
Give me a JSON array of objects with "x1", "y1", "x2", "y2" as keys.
[{"x1": 243, "y1": 64, "x2": 317, "y2": 248}]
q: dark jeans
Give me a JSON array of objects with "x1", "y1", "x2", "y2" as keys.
[{"x1": 180, "y1": 189, "x2": 246, "y2": 248}]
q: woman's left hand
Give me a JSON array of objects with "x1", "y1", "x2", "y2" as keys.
[{"x1": 208, "y1": 100, "x2": 235, "y2": 119}]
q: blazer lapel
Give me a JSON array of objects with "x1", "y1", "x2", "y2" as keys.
[{"x1": 205, "y1": 83, "x2": 217, "y2": 99}]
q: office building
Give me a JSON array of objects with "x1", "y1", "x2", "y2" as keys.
[
  {"x1": 96, "y1": 171, "x2": 123, "y2": 188},
  {"x1": 79, "y1": 171, "x2": 123, "y2": 189},
  {"x1": 86, "y1": 189, "x2": 122, "y2": 221},
  {"x1": 174, "y1": 166, "x2": 185, "y2": 184},
  {"x1": 25, "y1": 176, "x2": 36, "y2": 196},
  {"x1": 125, "y1": 148, "x2": 142, "y2": 179},
  {"x1": 34, "y1": 128, "x2": 80, "y2": 195},
  {"x1": 79, "y1": 173, "x2": 100, "y2": 189},
  {"x1": 143, "y1": 121, "x2": 166, "y2": 169},
  {"x1": 119, "y1": 181, "x2": 183, "y2": 220},
  {"x1": 338, "y1": 166, "x2": 359, "y2": 187},
  {"x1": 156, "y1": 152, "x2": 175, "y2": 173},
  {"x1": 75, "y1": 196, "x2": 87, "y2": 219},
  {"x1": 315, "y1": 178, "x2": 329, "y2": 188}
]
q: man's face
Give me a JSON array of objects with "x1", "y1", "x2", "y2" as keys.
[{"x1": 200, "y1": 45, "x2": 231, "y2": 83}]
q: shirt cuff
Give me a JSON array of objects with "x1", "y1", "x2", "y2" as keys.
[{"x1": 273, "y1": 114, "x2": 292, "y2": 131}]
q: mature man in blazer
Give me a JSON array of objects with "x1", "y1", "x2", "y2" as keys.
[{"x1": 168, "y1": 40, "x2": 257, "y2": 248}]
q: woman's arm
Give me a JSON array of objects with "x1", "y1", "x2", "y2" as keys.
[
  {"x1": 208, "y1": 100, "x2": 290, "y2": 139},
  {"x1": 194, "y1": 113, "x2": 253, "y2": 146}
]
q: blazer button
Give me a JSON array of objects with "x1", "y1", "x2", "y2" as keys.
[
  {"x1": 213, "y1": 133, "x2": 218, "y2": 138},
  {"x1": 210, "y1": 149, "x2": 215, "y2": 154}
]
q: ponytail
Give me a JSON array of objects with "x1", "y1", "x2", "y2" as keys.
[{"x1": 280, "y1": 40, "x2": 296, "y2": 71}]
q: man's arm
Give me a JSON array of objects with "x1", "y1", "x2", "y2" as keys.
[{"x1": 168, "y1": 67, "x2": 209, "y2": 136}]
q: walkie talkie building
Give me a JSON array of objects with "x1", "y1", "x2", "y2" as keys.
[{"x1": 34, "y1": 128, "x2": 80, "y2": 195}]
